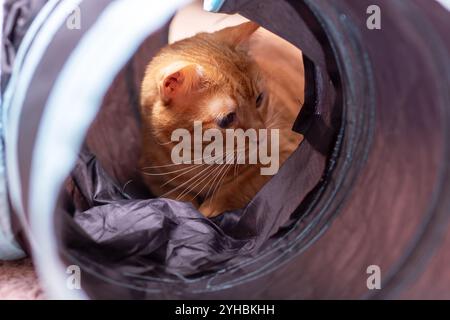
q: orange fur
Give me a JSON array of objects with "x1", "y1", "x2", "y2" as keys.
[{"x1": 140, "y1": 22, "x2": 304, "y2": 217}]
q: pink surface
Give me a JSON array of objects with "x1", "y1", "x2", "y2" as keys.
[{"x1": 0, "y1": 259, "x2": 45, "y2": 300}]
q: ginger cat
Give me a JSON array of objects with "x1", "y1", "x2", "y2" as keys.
[{"x1": 140, "y1": 22, "x2": 304, "y2": 217}]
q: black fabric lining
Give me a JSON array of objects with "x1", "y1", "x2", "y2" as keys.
[{"x1": 293, "y1": 55, "x2": 316, "y2": 135}]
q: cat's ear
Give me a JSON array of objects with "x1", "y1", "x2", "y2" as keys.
[
  {"x1": 216, "y1": 21, "x2": 260, "y2": 48},
  {"x1": 160, "y1": 63, "x2": 203, "y2": 104}
]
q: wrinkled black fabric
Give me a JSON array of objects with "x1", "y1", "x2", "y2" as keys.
[
  {"x1": 69, "y1": 150, "x2": 253, "y2": 276},
  {"x1": 66, "y1": 122, "x2": 326, "y2": 278}
]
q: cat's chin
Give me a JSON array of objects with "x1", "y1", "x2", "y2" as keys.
[{"x1": 198, "y1": 202, "x2": 226, "y2": 218}]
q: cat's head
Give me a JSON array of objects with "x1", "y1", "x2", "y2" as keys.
[{"x1": 141, "y1": 22, "x2": 267, "y2": 142}]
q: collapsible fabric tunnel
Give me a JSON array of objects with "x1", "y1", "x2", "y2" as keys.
[{"x1": 1, "y1": 0, "x2": 450, "y2": 299}]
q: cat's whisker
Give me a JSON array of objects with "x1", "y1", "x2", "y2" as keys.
[
  {"x1": 204, "y1": 168, "x2": 223, "y2": 201},
  {"x1": 203, "y1": 152, "x2": 235, "y2": 201},
  {"x1": 198, "y1": 166, "x2": 233, "y2": 203},
  {"x1": 160, "y1": 163, "x2": 209, "y2": 188},
  {"x1": 181, "y1": 149, "x2": 238, "y2": 200},
  {"x1": 265, "y1": 118, "x2": 280, "y2": 130},
  {"x1": 142, "y1": 163, "x2": 191, "y2": 169},
  {"x1": 159, "y1": 148, "x2": 236, "y2": 199},
  {"x1": 160, "y1": 164, "x2": 213, "y2": 199},
  {"x1": 175, "y1": 157, "x2": 232, "y2": 201},
  {"x1": 181, "y1": 160, "x2": 228, "y2": 201},
  {"x1": 149, "y1": 148, "x2": 244, "y2": 200},
  {"x1": 209, "y1": 154, "x2": 235, "y2": 203},
  {"x1": 234, "y1": 153, "x2": 242, "y2": 177},
  {"x1": 211, "y1": 163, "x2": 233, "y2": 204},
  {"x1": 264, "y1": 110, "x2": 283, "y2": 129},
  {"x1": 203, "y1": 163, "x2": 226, "y2": 201},
  {"x1": 140, "y1": 165, "x2": 198, "y2": 176},
  {"x1": 141, "y1": 148, "x2": 242, "y2": 170},
  {"x1": 156, "y1": 141, "x2": 173, "y2": 146}
]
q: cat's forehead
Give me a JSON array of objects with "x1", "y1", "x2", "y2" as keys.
[{"x1": 205, "y1": 63, "x2": 259, "y2": 101}]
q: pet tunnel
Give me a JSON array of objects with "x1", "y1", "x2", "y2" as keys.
[{"x1": 1, "y1": 0, "x2": 449, "y2": 299}]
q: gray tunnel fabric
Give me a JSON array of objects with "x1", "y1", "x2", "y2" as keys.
[
  {"x1": 0, "y1": 0, "x2": 48, "y2": 260},
  {"x1": 1, "y1": 0, "x2": 47, "y2": 89},
  {"x1": 1, "y1": 0, "x2": 450, "y2": 299},
  {"x1": 58, "y1": 0, "x2": 450, "y2": 299}
]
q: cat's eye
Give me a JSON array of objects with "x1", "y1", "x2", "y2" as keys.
[
  {"x1": 217, "y1": 112, "x2": 236, "y2": 129},
  {"x1": 256, "y1": 92, "x2": 264, "y2": 108}
]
